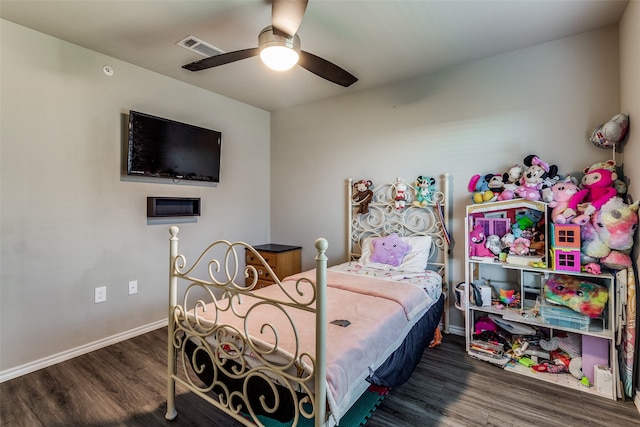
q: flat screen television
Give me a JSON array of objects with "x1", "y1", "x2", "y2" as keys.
[{"x1": 127, "y1": 110, "x2": 221, "y2": 183}]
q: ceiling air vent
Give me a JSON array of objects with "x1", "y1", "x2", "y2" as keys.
[{"x1": 176, "y1": 36, "x2": 224, "y2": 57}]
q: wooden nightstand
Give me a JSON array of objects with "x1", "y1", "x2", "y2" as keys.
[{"x1": 245, "y1": 244, "x2": 302, "y2": 289}]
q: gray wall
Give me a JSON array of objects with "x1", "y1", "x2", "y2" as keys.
[
  {"x1": 0, "y1": 20, "x2": 271, "y2": 374},
  {"x1": 3, "y1": 12, "x2": 639, "y2": 382},
  {"x1": 619, "y1": 0, "x2": 640, "y2": 407},
  {"x1": 270, "y1": 26, "x2": 627, "y2": 333}
]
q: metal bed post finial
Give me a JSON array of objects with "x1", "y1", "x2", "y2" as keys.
[
  {"x1": 166, "y1": 226, "x2": 179, "y2": 421},
  {"x1": 314, "y1": 238, "x2": 328, "y2": 427}
]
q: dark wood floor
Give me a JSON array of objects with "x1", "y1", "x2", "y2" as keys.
[{"x1": 1, "y1": 328, "x2": 638, "y2": 426}]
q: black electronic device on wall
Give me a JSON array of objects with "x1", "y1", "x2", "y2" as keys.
[{"x1": 127, "y1": 110, "x2": 221, "y2": 183}]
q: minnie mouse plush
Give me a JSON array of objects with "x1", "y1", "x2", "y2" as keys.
[{"x1": 514, "y1": 154, "x2": 558, "y2": 202}]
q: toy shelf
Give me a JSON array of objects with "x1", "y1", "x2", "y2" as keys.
[{"x1": 464, "y1": 200, "x2": 624, "y2": 401}]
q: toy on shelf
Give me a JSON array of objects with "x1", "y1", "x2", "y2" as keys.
[
  {"x1": 513, "y1": 154, "x2": 559, "y2": 202},
  {"x1": 548, "y1": 176, "x2": 581, "y2": 224},
  {"x1": 498, "y1": 164, "x2": 524, "y2": 201},
  {"x1": 580, "y1": 197, "x2": 639, "y2": 271},
  {"x1": 468, "y1": 173, "x2": 497, "y2": 204},
  {"x1": 550, "y1": 223, "x2": 581, "y2": 272},
  {"x1": 566, "y1": 160, "x2": 618, "y2": 225},
  {"x1": 469, "y1": 225, "x2": 495, "y2": 258}
]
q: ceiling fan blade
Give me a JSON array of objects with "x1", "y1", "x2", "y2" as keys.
[
  {"x1": 183, "y1": 48, "x2": 259, "y2": 71},
  {"x1": 298, "y1": 51, "x2": 357, "y2": 87},
  {"x1": 272, "y1": 0, "x2": 308, "y2": 37}
]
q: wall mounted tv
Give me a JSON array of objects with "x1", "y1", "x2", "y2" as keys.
[{"x1": 127, "y1": 110, "x2": 221, "y2": 183}]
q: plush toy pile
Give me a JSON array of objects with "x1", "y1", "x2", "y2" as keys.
[{"x1": 467, "y1": 131, "x2": 638, "y2": 273}]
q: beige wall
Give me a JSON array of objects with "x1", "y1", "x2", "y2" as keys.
[
  {"x1": 0, "y1": 20, "x2": 271, "y2": 375},
  {"x1": 271, "y1": 26, "x2": 626, "y2": 333}
]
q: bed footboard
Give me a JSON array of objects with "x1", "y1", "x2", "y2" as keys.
[{"x1": 165, "y1": 226, "x2": 328, "y2": 427}]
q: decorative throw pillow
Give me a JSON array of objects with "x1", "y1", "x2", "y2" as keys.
[
  {"x1": 359, "y1": 234, "x2": 431, "y2": 272},
  {"x1": 369, "y1": 234, "x2": 411, "y2": 267},
  {"x1": 544, "y1": 274, "x2": 609, "y2": 318}
]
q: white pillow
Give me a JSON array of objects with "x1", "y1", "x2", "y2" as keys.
[{"x1": 358, "y1": 234, "x2": 432, "y2": 273}]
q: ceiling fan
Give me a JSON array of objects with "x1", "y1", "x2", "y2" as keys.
[{"x1": 182, "y1": 0, "x2": 357, "y2": 87}]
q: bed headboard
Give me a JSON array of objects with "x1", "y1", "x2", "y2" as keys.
[{"x1": 348, "y1": 174, "x2": 452, "y2": 331}]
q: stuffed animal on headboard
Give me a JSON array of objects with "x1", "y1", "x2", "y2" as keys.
[
  {"x1": 352, "y1": 179, "x2": 373, "y2": 214},
  {"x1": 544, "y1": 274, "x2": 608, "y2": 318},
  {"x1": 394, "y1": 179, "x2": 409, "y2": 211},
  {"x1": 413, "y1": 175, "x2": 436, "y2": 207}
]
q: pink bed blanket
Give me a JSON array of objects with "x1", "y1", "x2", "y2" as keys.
[{"x1": 190, "y1": 269, "x2": 433, "y2": 424}]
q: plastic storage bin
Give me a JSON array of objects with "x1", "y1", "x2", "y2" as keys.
[{"x1": 541, "y1": 300, "x2": 590, "y2": 331}]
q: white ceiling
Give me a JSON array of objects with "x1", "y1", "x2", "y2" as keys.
[{"x1": 0, "y1": 0, "x2": 629, "y2": 112}]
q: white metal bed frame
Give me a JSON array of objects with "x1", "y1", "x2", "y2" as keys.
[
  {"x1": 347, "y1": 174, "x2": 452, "y2": 332},
  {"x1": 165, "y1": 174, "x2": 451, "y2": 426}
]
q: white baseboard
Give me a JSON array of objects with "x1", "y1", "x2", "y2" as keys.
[
  {"x1": 0, "y1": 318, "x2": 168, "y2": 383},
  {"x1": 447, "y1": 325, "x2": 465, "y2": 336}
]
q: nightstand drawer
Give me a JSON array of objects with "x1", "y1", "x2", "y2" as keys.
[{"x1": 246, "y1": 251, "x2": 277, "y2": 268}]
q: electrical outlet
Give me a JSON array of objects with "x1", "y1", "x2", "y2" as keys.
[
  {"x1": 95, "y1": 286, "x2": 107, "y2": 303},
  {"x1": 128, "y1": 280, "x2": 138, "y2": 295}
]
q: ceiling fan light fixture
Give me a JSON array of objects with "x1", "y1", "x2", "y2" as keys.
[{"x1": 258, "y1": 26, "x2": 300, "y2": 71}]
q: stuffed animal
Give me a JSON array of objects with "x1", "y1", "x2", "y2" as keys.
[
  {"x1": 528, "y1": 227, "x2": 546, "y2": 255},
  {"x1": 513, "y1": 155, "x2": 558, "y2": 201},
  {"x1": 544, "y1": 274, "x2": 609, "y2": 318},
  {"x1": 412, "y1": 175, "x2": 436, "y2": 207},
  {"x1": 394, "y1": 179, "x2": 409, "y2": 211},
  {"x1": 352, "y1": 179, "x2": 373, "y2": 214},
  {"x1": 485, "y1": 234, "x2": 503, "y2": 255},
  {"x1": 468, "y1": 225, "x2": 494, "y2": 258},
  {"x1": 580, "y1": 197, "x2": 639, "y2": 270},
  {"x1": 512, "y1": 209, "x2": 544, "y2": 232},
  {"x1": 498, "y1": 164, "x2": 524, "y2": 201},
  {"x1": 369, "y1": 233, "x2": 411, "y2": 267},
  {"x1": 486, "y1": 173, "x2": 505, "y2": 196},
  {"x1": 566, "y1": 161, "x2": 618, "y2": 225},
  {"x1": 540, "y1": 170, "x2": 562, "y2": 203},
  {"x1": 548, "y1": 176, "x2": 581, "y2": 223},
  {"x1": 539, "y1": 333, "x2": 584, "y2": 380},
  {"x1": 509, "y1": 237, "x2": 531, "y2": 255},
  {"x1": 468, "y1": 174, "x2": 496, "y2": 204}
]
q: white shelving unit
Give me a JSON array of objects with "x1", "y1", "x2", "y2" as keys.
[{"x1": 464, "y1": 200, "x2": 624, "y2": 400}]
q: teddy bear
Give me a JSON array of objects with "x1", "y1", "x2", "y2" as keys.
[
  {"x1": 565, "y1": 160, "x2": 618, "y2": 225},
  {"x1": 548, "y1": 176, "x2": 581, "y2": 223},
  {"x1": 352, "y1": 179, "x2": 373, "y2": 214},
  {"x1": 513, "y1": 155, "x2": 558, "y2": 202},
  {"x1": 468, "y1": 225, "x2": 494, "y2": 258},
  {"x1": 412, "y1": 175, "x2": 436, "y2": 207}
]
